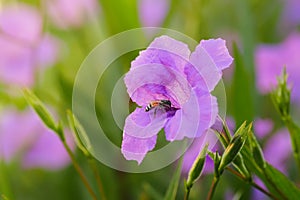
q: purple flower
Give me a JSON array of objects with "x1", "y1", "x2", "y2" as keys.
[
  {"x1": 0, "y1": 3, "x2": 60, "y2": 87},
  {"x1": 121, "y1": 36, "x2": 233, "y2": 164},
  {"x1": 253, "y1": 118, "x2": 274, "y2": 139},
  {"x1": 264, "y1": 129, "x2": 292, "y2": 174},
  {"x1": 45, "y1": 0, "x2": 100, "y2": 29},
  {"x1": 282, "y1": 0, "x2": 300, "y2": 27},
  {"x1": 138, "y1": 0, "x2": 170, "y2": 27},
  {"x1": 251, "y1": 130, "x2": 292, "y2": 199},
  {"x1": 0, "y1": 108, "x2": 75, "y2": 170},
  {"x1": 255, "y1": 33, "x2": 300, "y2": 103}
]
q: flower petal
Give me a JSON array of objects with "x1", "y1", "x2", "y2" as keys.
[
  {"x1": 199, "y1": 39, "x2": 233, "y2": 70},
  {"x1": 164, "y1": 88, "x2": 218, "y2": 141},
  {"x1": 121, "y1": 133, "x2": 157, "y2": 165},
  {"x1": 124, "y1": 63, "x2": 191, "y2": 107},
  {"x1": 187, "y1": 39, "x2": 233, "y2": 91},
  {"x1": 132, "y1": 35, "x2": 191, "y2": 72},
  {"x1": 124, "y1": 107, "x2": 168, "y2": 138}
]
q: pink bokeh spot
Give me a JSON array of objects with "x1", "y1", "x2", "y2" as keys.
[{"x1": 0, "y1": 108, "x2": 75, "y2": 171}]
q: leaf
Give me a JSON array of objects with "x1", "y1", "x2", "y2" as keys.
[
  {"x1": 143, "y1": 182, "x2": 163, "y2": 200},
  {"x1": 263, "y1": 163, "x2": 300, "y2": 200},
  {"x1": 241, "y1": 147, "x2": 300, "y2": 199},
  {"x1": 98, "y1": 0, "x2": 139, "y2": 34},
  {"x1": 164, "y1": 157, "x2": 183, "y2": 200},
  {"x1": 232, "y1": 43, "x2": 254, "y2": 125}
]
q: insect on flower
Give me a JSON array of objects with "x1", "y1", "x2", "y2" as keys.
[
  {"x1": 145, "y1": 100, "x2": 171, "y2": 112},
  {"x1": 121, "y1": 36, "x2": 233, "y2": 164}
]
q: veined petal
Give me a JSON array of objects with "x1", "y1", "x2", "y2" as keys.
[
  {"x1": 121, "y1": 133, "x2": 157, "y2": 165},
  {"x1": 199, "y1": 39, "x2": 233, "y2": 70},
  {"x1": 164, "y1": 88, "x2": 218, "y2": 141},
  {"x1": 187, "y1": 46, "x2": 221, "y2": 92},
  {"x1": 186, "y1": 39, "x2": 233, "y2": 91},
  {"x1": 124, "y1": 63, "x2": 191, "y2": 107},
  {"x1": 132, "y1": 35, "x2": 191, "y2": 72}
]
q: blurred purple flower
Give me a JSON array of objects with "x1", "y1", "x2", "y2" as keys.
[
  {"x1": 0, "y1": 4, "x2": 60, "y2": 87},
  {"x1": 251, "y1": 130, "x2": 292, "y2": 199},
  {"x1": 255, "y1": 33, "x2": 300, "y2": 102},
  {"x1": 253, "y1": 118, "x2": 274, "y2": 139},
  {"x1": 282, "y1": 0, "x2": 300, "y2": 27},
  {"x1": 0, "y1": 108, "x2": 75, "y2": 170},
  {"x1": 264, "y1": 129, "x2": 292, "y2": 174},
  {"x1": 45, "y1": 0, "x2": 100, "y2": 29},
  {"x1": 138, "y1": 0, "x2": 170, "y2": 27},
  {"x1": 251, "y1": 176, "x2": 267, "y2": 200},
  {"x1": 121, "y1": 36, "x2": 233, "y2": 164}
]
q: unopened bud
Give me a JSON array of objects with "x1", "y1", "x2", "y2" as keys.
[
  {"x1": 67, "y1": 110, "x2": 93, "y2": 157},
  {"x1": 23, "y1": 89, "x2": 62, "y2": 139},
  {"x1": 271, "y1": 68, "x2": 291, "y2": 119},
  {"x1": 249, "y1": 132, "x2": 266, "y2": 169},
  {"x1": 218, "y1": 122, "x2": 250, "y2": 172},
  {"x1": 186, "y1": 144, "x2": 208, "y2": 189}
]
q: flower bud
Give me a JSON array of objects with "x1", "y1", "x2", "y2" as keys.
[
  {"x1": 218, "y1": 122, "x2": 251, "y2": 172},
  {"x1": 271, "y1": 68, "x2": 291, "y2": 119},
  {"x1": 23, "y1": 89, "x2": 59, "y2": 136},
  {"x1": 213, "y1": 151, "x2": 222, "y2": 177},
  {"x1": 249, "y1": 131, "x2": 266, "y2": 169},
  {"x1": 185, "y1": 144, "x2": 208, "y2": 189},
  {"x1": 67, "y1": 110, "x2": 93, "y2": 157}
]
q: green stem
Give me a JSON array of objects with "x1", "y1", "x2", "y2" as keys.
[
  {"x1": 0, "y1": 161, "x2": 13, "y2": 199},
  {"x1": 226, "y1": 167, "x2": 278, "y2": 200},
  {"x1": 88, "y1": 158, "x2": 107, "y2": 200},
  {"x1": 184, "y1": 188, "x2": 191, "y2": 200},
  {"x1": 206, "y1": 177, "x2": 219, "y2": 200},
  {"x1": 62, "y1": 141, "x2": 97, "y2": 200},
  {"x1": 283, "y1": 116, "x2": 300, "y2": 172}
]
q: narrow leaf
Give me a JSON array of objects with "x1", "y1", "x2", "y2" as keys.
[
  {"x1": 164, "y1": 157, "x2": 183, "y2": 200},
  {"x1": 232, "y1": 43, "x2": 254, "y2": 125}
]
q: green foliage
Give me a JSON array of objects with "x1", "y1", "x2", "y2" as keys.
[
  {"x1": 164, "y1": 158, "x2": 183, "y2": 200},
  {"x1": 271, "y1": 69, "x2": 300, "y2": 172},
  {"x1": 232, "y1": 44, "x2": 255, "y2": 125}
]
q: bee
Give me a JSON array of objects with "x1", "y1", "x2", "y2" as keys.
[{"x1": 145, "y1": 100, "x2": 172, "y2": 112}]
